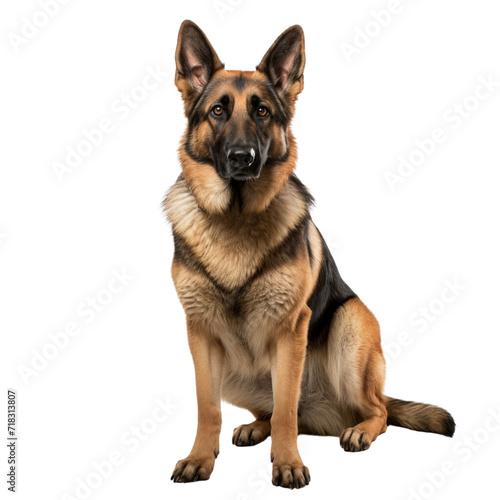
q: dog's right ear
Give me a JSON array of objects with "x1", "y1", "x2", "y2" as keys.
[{"x1": 175, "y1": 21, "x2": 224, "y2": 100}]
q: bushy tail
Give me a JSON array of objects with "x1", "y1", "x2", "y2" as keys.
[{"x1": 385, "y1": 397, "x2": 455, "y2": 437}]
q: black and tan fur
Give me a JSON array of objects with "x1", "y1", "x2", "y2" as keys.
[{"x1": 165, "y1": 21, "x2": 455, "y2": 489}]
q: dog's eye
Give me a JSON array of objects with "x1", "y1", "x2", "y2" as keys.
[
  {"x1": 212, "y1": 105, "x2": 224, "y2": 117},
  {"x1": 257, "y1": 106, "x2": 269, "y2": 117}
]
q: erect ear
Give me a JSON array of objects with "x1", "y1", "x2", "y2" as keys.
[
  {"x1": 175, "y1": 20, "x2": 224, "y2": 96},
  {"x1": 256, "y1": 25, "x2": 305, "y2": 94}
]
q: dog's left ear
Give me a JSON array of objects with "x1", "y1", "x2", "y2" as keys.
[
  {"x1": 175, "y1": 20, "x2": 224, "y2": 99},
  {"x1": 257, "y1": 25, "x2": 305, "y2": 96}
]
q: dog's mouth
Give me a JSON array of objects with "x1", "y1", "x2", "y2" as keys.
[
  {"x1": 216, "y1": 157, "x2": 264, "y2": 182},
  {"x1": 229, "y1": 171, "x2": 261, "y2": 182}
]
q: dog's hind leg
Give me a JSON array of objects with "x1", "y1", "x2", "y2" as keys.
[
  {"x1": 232, "y1": 414, "x2": 271, "y2": 447},
  {"x1": 327, "y1": 297, "x2": 388, "y2": 452},
  {"x1": 339, "y1": 404, "x2": 387, "y2": 452}
]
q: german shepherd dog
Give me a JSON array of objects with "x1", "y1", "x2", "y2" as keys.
[{"x1": 165, "y1": 20, "x2": 455, "y2": 489}]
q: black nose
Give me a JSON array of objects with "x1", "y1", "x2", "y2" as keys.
[{"x1": 227, "y1": 147, "x2": 255, "y2": 168}]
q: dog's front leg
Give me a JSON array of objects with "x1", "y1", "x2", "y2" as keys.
[
  {"x1": 171, "y1": 320, "x2": 224, "y2": 483},
  {"x1": 270, "y1": 306, "x2": 311, "y2": 489}
]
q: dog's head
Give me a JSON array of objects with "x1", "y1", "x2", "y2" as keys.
[{"x1": 175, "y1": 20, "x2": 305, "y2": 213}]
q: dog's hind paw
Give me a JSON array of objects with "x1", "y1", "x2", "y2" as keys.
[
  {"x1": 232, "y1": 420, "x2": 271, "y2": 447},
  {"x1": 339, "y1": 427, "x2": 373, "y2": 452}
]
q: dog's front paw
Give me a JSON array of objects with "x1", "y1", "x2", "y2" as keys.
[
  {"x1": 339, "y1": 427, "x2": 372, "y2": 452},
  {"x1": 171, "y1": 455, "x2": 215, "y2": 483},
  {"x1": 272, "y1": 462, "x2": 310, "y2": 489}
]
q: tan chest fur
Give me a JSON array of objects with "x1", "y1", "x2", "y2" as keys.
[
  {"x1": 165, "y1": 177, "x2": 314, "y2": 377},
  {"x1": 165, "y1": 178, "x2": 308, "y2": 288}
]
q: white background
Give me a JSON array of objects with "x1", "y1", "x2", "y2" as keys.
[{"x1": 2, "y1": 0, "x2": 500, "y2": 499}]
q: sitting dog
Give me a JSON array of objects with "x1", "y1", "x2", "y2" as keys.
[{"x1": 165, "y1": 20, "x2": 455, "y2": 489}]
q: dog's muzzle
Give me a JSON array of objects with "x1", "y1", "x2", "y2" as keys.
[{"x1": 225, "y1": 146, "x2": 260, "y2": 180}]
